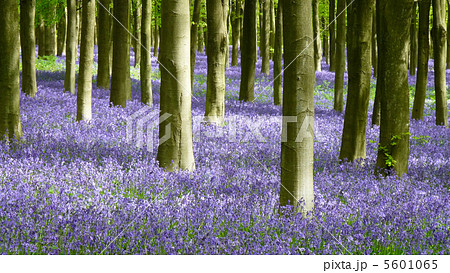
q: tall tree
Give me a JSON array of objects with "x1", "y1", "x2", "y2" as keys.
[
  {"x1": 64, "y1": 0, "x2": 77, "y2": 94},
  {"x1": 329, "y1": 0, "x2": 336, "y2": 71},
  {"x1": 432, "y1": 0, "x2": 449, "y2": 128},
  {"x1": 447, "y1": 0, "x2": 450, "y2": 68},
  {"x1": 260, "y1": 0, "x2": 270, "y2": 74},
  {"x1": 132, "y1": 0, "x2": 141, "y2": 67},
  {"x1": 190, "y1": 0, "x2": 202, "y2": 89},
  {"x1": 20, "y1": 0, "x2": 38, "y2": 98},
  {"x1": 280, "y1": 0, "x2": 315, "y2": 214},
  {"x1": 231, "y1": 0, "x2": 242, "y2": 66},
  {"x1": 409, "y1": 2, "x2": 417, "y2": 76},
  {"x1": 339, "y1": 0, "x2": 373, "y2": 162},
  {"x1": 56, "y1": 4, "x2": 66, "y2": 56},
  {"x1": 334, "y1": 0, "x2": 346, "y2": 112},
  {"x1": 157, "y1": 0, "x2": 195, "y2": 171},
  {"x1": 312, "y1": 0, "x2": 322, "y2": 72},
  {"x1": 205, "y1": 0, "x2": 228, "y2": 123},
  {"x1": 376, "y1": 0, "x2": 413, "y2": 176},
  {"x1": 412, "y1": 0, "x2": 431, "y2": 120},
  {"x1": 239, "y1": 0, "x2": 257, "y2": 102},
  {"x1": 273, "y1": 0, "x2": 282, "y2": 106},
  {"x1": 97, "y1": 0, "x2": 112, "y2": 89},
  {"x1": 322, "y1": 17, "x2": 329, "y2": 65},
  {"x1": 371, "y1": 5, "x2": 377, "y2": 77},
  {"x1": 372, "y1": 0, "x2": 382, "y2": 126},
  {"x1": 110, "y1": 0, "x2": 131, "y2": 107},
  {"x1": 140, "y1": 0, "x2": 152, "y2": 105},
  {"x1": 269, "y1": 0, "x2": 275, "y2": 60},
  {"x1": 0, "y1": 0, "x2": 22, "y2": 140},
  {"x1": 77, "y1": 0, "x2": 95, "y2": 121}
]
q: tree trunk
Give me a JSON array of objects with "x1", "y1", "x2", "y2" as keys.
[
  {"x1": 269, "y1": 0, "x2": 275, "y2": 60},
  {"x1": 409, "y1": 2, "x2": 417, "y2": 76},
  {"x1": 334, "y1": 0, "x2": 345, "y2": 112},
  {"x1": 433, "y1": 0, "x2": 449, "y2": 128},
  {"x1": 376, "y1": 0, "x2": 412, "y2": 176},
  {"x1": 273, "y1": 0, "x2": 282, "y2": 106},
  {"x1": 141, "y1": 0, "x2": 152, "y2": 105},
  {"x1": 205, "y1": 0, "x2": 228, "y2": 123},
  {"x1": 329, "y1": 0, "x2": 336, "y2": 71},
  {"x1": 339, "y1": 0, "x2": 373, "y2": 162},
  {"x1": 190, "y1": 0, "x2": 202, "y2": 89},
  {"x1": 0, "y1": 0, "x2": 22, "y2": 140},
  {"x1": 447, "y1": 0, "x2": 450, "y2": 68},
  {"x1": 133, "y1": 0, "x2": 141, "y2": 67},
  {"x1": 38, "y1": 20, "x2": 45, "y2": 57},
  {"x1": 20, "y1": 0, "x2": 37, "y2": 98},
  {"x1": 372, "y1": 0, "x2": 382, "y2": 126},
  {"x1": 110, "y1": 0, "x2": 130, "y2": 108},
  {"x1": 260, "y1": 0, "x2": 270, "y2": 74},
  {"x1": 198, "y1": 24, "x2": 204, "y2": 52},
  {"x1": 280, "y1": 0, "x2": 315, "y2": 214},
  {"x1": 64, "y1": 0, "x2": 77, "y2": 94},
  {"x1": 322, "y1": 17, "x2": 329, "y2": 65},
  {"x1": 412, "y1": 0, "x2": 431, "y2": 120},
  {"x1": 157, "y1": 0, "x2": 195, "y2": 172},
  {"x1": 77, "y1": 0, "x2": 95, "y2": 121},
  {"x1": 45, "y1": 24, "x2": 56, "y2": 56},
  {"x1": 231, "y1": 0, "x2": 241, "y2": 66},
  {"x1": 372, "y1": 5, "x2": 377, "y2": 77},
  {"x1": 97, "y1": 0, "x2": 112, "y2": 89},
  {"x1": 153, "y1": 24, "x2": 159, "y2": 58},
  {"x1": 312, "y1": 0, "x2": 322, "y2": 72},
  {"x1": 56, "y1": 5, "x2": 66, "y2": 56},
  {"x1": 224, "y1": 1, "x2": 231, "y2": 68},
  {"x1": 239, "y1": 0, "x2": 257, "y2": 102}
]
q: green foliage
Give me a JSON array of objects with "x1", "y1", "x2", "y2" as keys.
[
  {"x1": 377, "y1": 132, "x2": 411, "y2": 167},
  {"x1": 35, "y1": 0, "x2": 66, "y2": 27}
]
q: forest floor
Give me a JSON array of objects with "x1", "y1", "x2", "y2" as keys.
[{"x1": 0, "y1": 47, "x2": 449, "y2": 254}]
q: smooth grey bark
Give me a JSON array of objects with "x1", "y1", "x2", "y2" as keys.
[
  {"x1": 312, "y1": 0, "x2": 322, "y2": 72},
  {"x1": 412, "y1": 0, "x2": 431, "y2": 120},
  {"x1": 205, "y1": 0, "x2": 228, "y2": 123},
  {"x1": 77, "y1": 0, "x2": 95, "y2": 121},
  {"x1": 56, "y1": 5, "x2": 66, "y2": 56},
  {"x1": 239, "y1": 0, "x2": 257, "y2": 102},
  {"x1": 334, "y1": 0, "x2": 345, "y2": 112},
  {"x1": 97, "y1": 0, "x2": 112, "y2": 89},
  {"x1": 20, "y1": 0, "x2": 38, "y2": 97},
  {"x1": 409, "y1": 2, "x2": 417, "y2": 76},
  {"x1": 329, "y1": 0, "x2": 336, "y2": 71},
  {"x1": 260, "y1": 0, "x2": 270, "y2": 74},
  {"x1": 280, "y1": 0, "x2": 315, "y2": 214},
  {"x1": 157, "y1": 0, "x2": 195, "y2": 172},
  {"x1": 64, "y1": 0, "x2": 77, "y2": 94},
  {"x1": 110, "y1": 0, "x2": 131, "y2": 107},
  {"x1": 0, "y1": 0, "x2": 22, "y2": 140},
  {"x1": 132, "y1": 0, "x2": 141, "y2": 67},
  {"x1": 339, "y1": 0, "x2": 373, "y2": 162},
  {"x1": 190, "y1": 0, "x2": 202, "y2": 89},
  {"x1": 376, "y1": 0, "x2": 412, "y2": 176},
  {"x1": 432, "y1": 0, "x2": 449, "y2": 128},
  {"x1": 231, "y1": 0, "x2": 241, "y2": 66},
  {"x1": 273, "y1": 0, "x2": 282, "y2": 106},
  {"x1": 141, "y1": 0, "x2": 152, "y2": 105}
]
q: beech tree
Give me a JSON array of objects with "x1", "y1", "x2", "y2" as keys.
[
  {"x1": 376, "y1": 0, "x2": 413, "y2": 176},
  {"x1": 334, "y1": 0, "x2": 345, "y2": 112},
  {"x1": 0, "y1": 0, "x2": 22, "y2": 140},
  {"x1": 339, "y1": 0, "x2": 374, "y2": 162},
  {"x1": 157, "y1": 0, "x2": 195, "y2": 172},
  {"x1": 132, "y1": 0, "x2": 141, "y2": 67},
  {"x1": 77, "y1": 0, "x2": 95, "y2": 121},
  {"x1": 239, "y1": 0, "x2": 257, "y2": 102},
  {"x1": 20, "y1": 0, "x2": 38, "y2": 97},
  {"x1": 273, "y1": 0, "x2": 282, "y2": 106},
  {"x1": 280, "y1": 0, "x2": 315, "y2": 214},
  {"x1": 64, "y1": 0, "x2": 77, "y2": 94},
  {"x1": 312, "y1": 0, "x2": 322, "y2": 72},
  {"x1": 190, "y1": 0, "x2": 202, "y2": 89},
  {"x1": 329, "y1": 0, "x2": 336, "y2": 71},
  {"x1": 140, "y1": 0, "x2": 152, "y2": 105},
  {"x1": 231, "y1": 0, "x2": 241, "y2": 66},
  {"x1": 260, "y1": 0, "x2": 270, "y2": 75},
  {"x1": 97, "y1": 0, "x2": 112, "y2": 89}
]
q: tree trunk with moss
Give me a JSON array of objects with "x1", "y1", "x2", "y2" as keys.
[
  {"x1": 0, "y1": 0, "x2": 22, "y2": 140},
  {"x1": 412, "y1": 0, "x2": 431, "y2": 120},
  {"x1": 157, "y1": 0, "x2": 195, "y2": 172},
  {"x1": 339, "y1": 0, "x2": 373, "y2": 162},
  {"x1": 376, "y1": 0, "x2": 412, "y2": 176},
  {"x1": 64, "y1": 0, "x2": 77, "y2": 94},
  {"x1": 20, "y1": 0, "x2": 37, "y2": 97},
  {"x1": 239, "y1": 0, "x2": 257, "y2": 102},
  {"x1": 280, "y1": 0, "x2": 315, "y2": 214}
]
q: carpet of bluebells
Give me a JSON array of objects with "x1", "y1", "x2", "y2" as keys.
[{"x1": 1, "y1": 46, "x2": 449, "y2": 254}]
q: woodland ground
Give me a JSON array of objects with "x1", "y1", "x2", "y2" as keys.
[{"x1": 0, "y1": 47, "x2": 449, "y2": 254}]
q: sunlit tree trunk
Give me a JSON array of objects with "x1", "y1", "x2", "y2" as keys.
[
  {"x1": 0, "y1": 0, "x2": 22, "y2": 140},
  {"x1": 190, "y1": 0, "x2": 202, "y2": 89},
  {"x1": 20, "y1": 0, "x2": 37, "y2": 97},
  {"x1": 339, "y1": 0, "x2": 373, "y2": 162},
  {"x1": 412, "y1": 0, "x2": 431, "y2": 120},
  {"x1": 141, "y1": 0, "x2": 152, "y2": 105},
  {"x1": 132, "y1": 0, "x2": 141, "y2": 67},
  {"x1": 376, "y1": 0, "x2": 412, "y2": 176},
  {"x1": 239, "y1": 0, "x2": 257, "y2": 102},
  {"x1": 312, "y1": 0, "x2": 321, "y2": 72},
  {"x1": 157, "y1": 0, "x2": 195, "y2": 172},
  {"x1": 64, "y1": 0, "x2": 77, "y2": 94}
]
